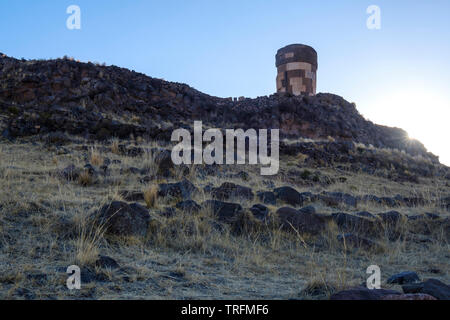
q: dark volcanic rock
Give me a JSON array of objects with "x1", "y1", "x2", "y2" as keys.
[
  {"x1": 249, "y1": 204, "x2": 270, "y2": 221},
  {"x1": 273, "y1": 186, "x2": 304, "y2": 207},
  {"x1": 0, "y1": 53, "x2": 440, "y2": 167},
  {"x1": 95, "y1": 255, "x2": 120, "y2": 269},
  {"x1": 211, "y1": 182, "x2": 254, "y2": 201},
  {"x1": 176, "y1": 200, "x2": 201, "y2": 213},
  {"x1": 275, "y1": 206, "x2": 325, "y2": 234},
  {"x1": 153, "y1": 149, "x2": 174, "y2": 177},
  {"x1": 119, "y1": 190, "x2": 144, "y2": 202},
  {"x1": 336, "y1": 233, "x2": 381, "y2": 251},
  {"x1": 158, "y1": 179, "x2": 198, "y2": 200},
  {"x1": 381, "y1": 293, "x2": 436, "y2": 300},
  {"x1": 402, "y1": 279, "x2": 450, "y2": 300},
  {"x1": 378, "y1": 210, "x2": 403, "y2": 226},
  {"x1": 202, "y1": 200, "x2": 243, "y2": 222},
  {"x1": 330, "y1": 287, "x2": 401, "y2": 300},
  {"x1": 320, "y1": 192, "x2": 357, "y2": 207},
  {"x1": 257, "y1": 191, "x2": 277, "y2": 205},
  {"x1": 331, "y1": 212, "x2": 379, "y2": 234},
  {"x1": 92, "y1": 201, "x2": 150, "y2": 237},
  {"x1": 387, "y1": 271, "x2": 420, "y2": 285}
]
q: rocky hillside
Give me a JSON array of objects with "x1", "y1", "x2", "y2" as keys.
[
  {"x1": 0, "y1": 53, "x2": 448, "y2": 300},
  {"x1": 0, "y1": 53, "x2": 438, "y2": 162}
]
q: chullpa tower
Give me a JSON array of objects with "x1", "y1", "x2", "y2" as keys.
[{"x1": 275, "y1": 44, "x2": 318, "y2": 96}]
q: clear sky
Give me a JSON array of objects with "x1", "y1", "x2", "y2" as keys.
[{"x1": 1, "y1": 0, "x2": 449, "y2": 165}]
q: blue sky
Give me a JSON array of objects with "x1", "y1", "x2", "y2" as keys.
[{"x1": 1, "y1": 0, "x2": 449, "y2": 164}]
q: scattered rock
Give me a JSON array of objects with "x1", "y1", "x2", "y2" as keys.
[
  {"x1": 176, "y1": 200, "x2": 201, "y2": 213},
  {"x1": 320, "y1": 192, "x2": 357, "y2": 207},
  {"x1": 300, "y1": 282, "x2": 336, "y2": 298},
  {"x1": 119, "y1": 190, "x2": 144, "y2": 202},
  {"x1": 92, "y1": 201, "x2": 150, "y2": 237},
  {"x1": 402, "y1": 279, "x2": 450, "y2": 300},
  {"x1": 26, "y1": 272, "x2": 48, "y2": 285},
  {"x1": 158, "y1": 206, "x2": 177, "y2": 217},
  {"x1": 95, "y1": 255, "x2": 120, "y2": 269},
  {"x1": 202, "y1": 200, "x2": 243, "y2": 222},
  {"x1": 153, "y1": 149, "x2": 174, "y2": 177},
  {"x1": 378, "y1": 210, "x2": 403, "y2": 226},
  {"x1": 81, "y1": 268, "x2": 110, "y2": 283},
  {"x1": 387, "y1": 271, "x2": 420, "y2": 285},
  {"x1": 211, "y1": 182, "x2": 254, "y2": 201},
  {"x1": 273, "y1": 186, "x2": 304, "y2": 206},
  {"x1": 330, "y1": 287, "x2": 401, "y2": 300},
  {"x1": 275, "y1": 206, "x2": 325, "y2": 234},
  {"x1": 121, "y1": 166, "x2": 141, "y2": 175},
  {"x1": 249, "y1": 204, "x2": 270, "y2": 221},
  {"x1": 12, "y1": 287, "x2": 36, "y2": 300},
  {"x1": 257, "y1": 191, "x2": 276, "y2": 205},
  {"x1": 332, "y1": 212, "x2": 378, "y2": 235},
  {"x1": 298, "y1": 205, "x2": 316, "y2": 214},
  {"x1": 336, "y1": 233, "x2": 381, "y2": 251},
  {"x1": 381, "y1": 293, "x2": 436, "y2": 300},
  {"x1": 158, "y1": 179, "x2": 198, "y2": 200}
]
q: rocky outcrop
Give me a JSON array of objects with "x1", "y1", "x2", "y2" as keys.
[{"x1": 0, "y1": 53, "x2": 439, "y2": 163}]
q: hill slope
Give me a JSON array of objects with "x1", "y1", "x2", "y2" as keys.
[{"x1": 0, "y1": 53, "x2": 437, "y2": 162}]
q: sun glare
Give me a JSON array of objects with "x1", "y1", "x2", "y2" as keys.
[{"x1": 363, "y1": 87, "x2": 450, "y2": 166}]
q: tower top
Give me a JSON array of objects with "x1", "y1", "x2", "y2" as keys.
[
  {"x1": 275, "y1": 44, "x2": 318, "y2": 96},
  {"x1": 275, "y1": 44, "x2": 318, "y2": 69}
]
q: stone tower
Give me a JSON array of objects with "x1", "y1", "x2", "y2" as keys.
[{"x1": 275, "y1": 44, "x2": 318, "y2": 96}]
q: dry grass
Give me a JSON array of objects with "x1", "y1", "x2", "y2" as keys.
[
  {"x1": 0, "y1": 135, "x2": 448, "y2": 300},
  {"x1": 143, "y1": 184, "x2": 158, "y2": 208},
  {"x1": 89, "y1": 147, "x2": 103, "y2": 166},
  {"x1": 75, "y1": 217, "x2": 105, "y2": 266},
  {"x1": 77, "y1": 170, "x2": 93, "y2": 186},
  {"x1": 110, "y1": 138, "x2": 120, "y2": 155}
]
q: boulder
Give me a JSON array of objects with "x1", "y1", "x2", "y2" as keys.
[
  {"x1": 95, "y1": 255, "x2": 120, "y2": 269},
  {"x1": 332, "y1": 212, "x2": 379, "y2": 234},
  {"x1": 158, "y1": 179, "x2": 198, "y2": 200},
  {"x1": 378, "y1": 211, "x2": 403, "y2": 225},
  {"x1": 275, "y1": 206, "x2": 325, "y2": 234},
  {"x1": 92, "y1": 201, "x2": 150, "y2": 237},
  {"x1": 330, "y1": 287, "x2": 401, "y2": 300},
  {"x1": 176, "y1": 200, "x2": 201, "y2": 213},
  {"x1": 402, "y1": 279, "x2": 450, "y2": 300},
  {"x1": 387, "y1": 271, "x2": 420, "y2": 285},
  {"x1": 153, "y1": 149, "x2": 174, "y2": 177},
  {"x1": 381, "y1": 293, "x2": 436, "y2": 300},
  {"x1": 211, "y1": 182, "x2": 254, "y2": 201},
  {"x1": 336, "y1": 233, "x2": 381, "y2": 251},
  {"x1": 119, "y1": 190, "x2": 144, "y2": 202},
  {"x1": 203, "y1": 200, "x2": 243, "y2": 222},
  {"x1": 273, "y1": 186, "x2": 304, "y2": 207},
  {"x1": 257, "y1": 191, "x2": 276, "y2": 205},
  {"x1": 320, "y1": 192, "x2": 357, "y2": 207},
  {"x1": 249, "y1": 204, "x2": 270, "y2": 221}
]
